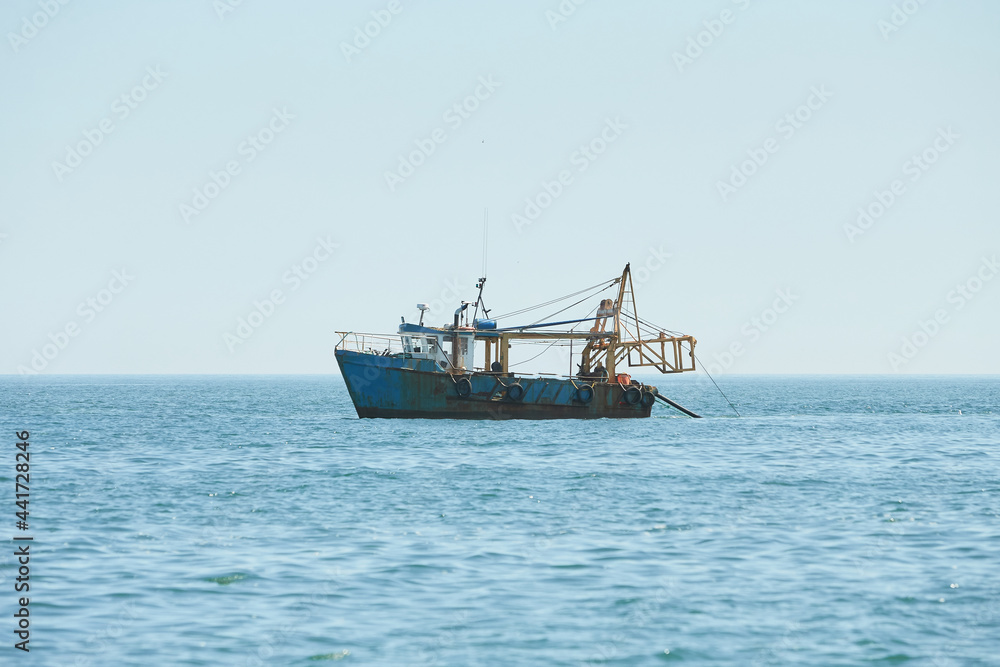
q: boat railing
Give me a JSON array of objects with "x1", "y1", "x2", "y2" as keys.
[{"x1": 335, "y1": 331, "x2": 406, "y2": 356}]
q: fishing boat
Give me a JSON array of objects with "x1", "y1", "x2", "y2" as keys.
[{"x1": 334, "y1": 263, "x2": 701, "y2": 419}]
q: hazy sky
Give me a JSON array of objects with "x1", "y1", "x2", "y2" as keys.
[{"x1": 2, "y1": 0, "x2": 998, "y2": 375}]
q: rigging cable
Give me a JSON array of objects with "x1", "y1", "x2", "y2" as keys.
[
  {"x1": 523, "y1": 281, "x2": 616, "y2": 329},
  {"x1": 508, "y1": 338, "x2": 563, "y2": 368},
  {"x1": 570, "y1": 303, "x2": 599, "y2": 332},
  {"x1": 633, "y1": 314, "x2": 686, "y2": 338},
  {"x1": 618, "y1": 312, "x2": 740, "y2": 417},
  {"x1": 694, "y1": 353, "x2": 741, "y2": 417},
  {"x1": 509, "y1": 301, "x2": 602, "y2": 371},
  {"x1": 492, "y1": 277, "x2": 618, "y2": 320},
  {"x1": 620, "y1": 312, "x2": 685, "y2": 341}
]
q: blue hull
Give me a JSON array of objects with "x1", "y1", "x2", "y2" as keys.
[{"x1": 335, "y1": 350, "x2": 652, "y2": 420}]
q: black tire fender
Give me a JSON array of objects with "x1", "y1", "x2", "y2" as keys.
[
  {"x1": 640, "y1": 390, "x2": 656, "y2": 408},
  {"x1": 623, "y1": 386, "x2": 642, "y2": 405},
  {"x1": 507, "y1": 383, "x2": 525, "y2": 402}
]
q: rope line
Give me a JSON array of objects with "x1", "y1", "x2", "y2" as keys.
[
  {"x1": 694, "y1": 353, "x2": 741, "y2": 417},
  {"x1": 508, "y1": 338, "x2": 563, "y2": 367},
  {"x1": 618, "y1": 313, "x2": 739, "y2": 417},
  {"x1": 524, "y1": 281, "x2": 616, "y2": 329},
  {"x1": 492, "y1": 277, "x2": 618, "y2": 320}
]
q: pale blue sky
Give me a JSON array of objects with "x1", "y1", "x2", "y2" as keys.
[{"x1": 2, "y1": 0, "x2": 998, "y2": 374}]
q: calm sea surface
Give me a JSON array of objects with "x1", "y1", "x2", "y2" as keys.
[{"x1": 2, "y1": 375, "x2": 998, "y2": 666}]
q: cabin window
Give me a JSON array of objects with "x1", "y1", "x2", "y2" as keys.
[{"x1": 402, "y1": 335, "x2": 438, "y2": 356}]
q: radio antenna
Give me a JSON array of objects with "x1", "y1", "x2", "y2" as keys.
[
  {"x1": 474, "y1": 208, "x2": 489, "y2": 322},
  {"x1": 481, "y1": 207, "x2": 489, "y2": 278}
]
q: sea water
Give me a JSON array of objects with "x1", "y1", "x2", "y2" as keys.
[{"x1": 1, "y1": 375, "x2": 998, "y2": 665}]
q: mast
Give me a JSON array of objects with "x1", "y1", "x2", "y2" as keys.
[{"x1": 607, "y1": 263, "x2": 630, "y2": 380}]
